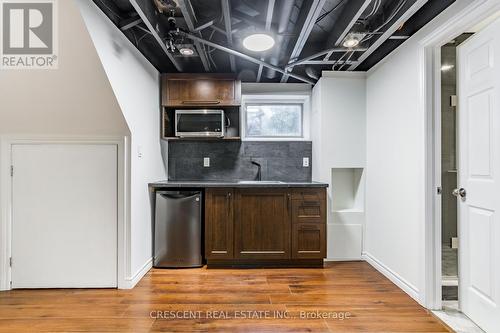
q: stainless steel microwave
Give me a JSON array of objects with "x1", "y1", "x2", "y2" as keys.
[{"x1": 175, "y1": 109, "x2": 225, "y2": 138}]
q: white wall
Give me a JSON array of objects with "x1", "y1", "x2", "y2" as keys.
[
  {"x1": 311, "y1": 72, "x2": 366, "y2": 260},
  {"x1": 0, "y1": 0, "x2": 129, "y2": 290},
  {"x1": 76, "y1": 0, "x2": 166, "y2": 282},
  {"x1": 364, "y1": 0, "x2": 496, "y2": 304},
  {"x1": 0, "y1": 2, "x2": 128, "y2": 136}
]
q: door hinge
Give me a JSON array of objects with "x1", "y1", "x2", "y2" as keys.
[
  {"x1": 10, "y1": 165, "x2": 13, "y2": 177},
  {"x1": 9, "y1": 257, "x2": 12, "y2": 267},
  {"x1": 437, "y1": 187, "x2": 442, "y2": 195},
  {"x1": 450, "y1": 95, "x2": 457, "y2": 107}
]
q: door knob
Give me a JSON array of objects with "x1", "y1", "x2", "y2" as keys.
[{"x1": 452, "y1": 188, "x2": 466, "y2": 199}]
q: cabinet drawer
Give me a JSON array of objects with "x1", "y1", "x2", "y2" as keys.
[
  {"x1": 291, "y1": 188, "x2": 326, "y2": 201},
  {"x1": 292, "y1": 223, "x2": 326, "y2": 259},
  {"x1": 291, "y1": 199, "x2": 325, "y2": 224}
]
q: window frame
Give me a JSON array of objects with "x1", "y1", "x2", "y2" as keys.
[{"x1": 241, "y1": 94, "x2": 310, "y2": 141}]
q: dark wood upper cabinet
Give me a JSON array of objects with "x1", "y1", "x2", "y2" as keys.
[
  {"x1": 234, "y1": 188, "x2": 291, "y2": 260},
  {"x1": 162, "y1": 74, "x2": 241, "y2": 107},
  {"x1": 205, "y1": 188, "x2": 234, "y2": 260}
]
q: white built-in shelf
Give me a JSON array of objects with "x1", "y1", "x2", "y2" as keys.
[{"x1": 331, "y1": 168, "x2": 365, "y2": 213}]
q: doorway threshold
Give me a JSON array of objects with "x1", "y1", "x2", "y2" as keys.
[{"x1": 433, "y1": 302, "x2": 485, "y2": 333}]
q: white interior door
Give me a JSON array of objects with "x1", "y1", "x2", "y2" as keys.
[
  {"x1": 457, "y1": 17, "x2": 500, "y2": 332},
  {"x1": 11, "y1": 144, "x2": 118, "y2": 288}
]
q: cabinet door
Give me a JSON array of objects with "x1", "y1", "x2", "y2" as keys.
[
  {"x1": 163, "y1": 75, "x2": 241, "y2": 107},
  {"x1": 205, "y1": 188, "x2": 234, "y2": 259},
  {"x1": 234, "y1": 189, "x2": 291, "y2": 259},
  {"x1": 292, "y1": 223, "x2": 326, "y2": 259}
]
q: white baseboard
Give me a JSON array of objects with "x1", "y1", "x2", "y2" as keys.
[
  {"x1": 120, "y1": 257, "x2": 152, "y2": 289},
  {"x1": 362, "y1": 252, "x2": 420, "y2": 301},
  {"x1": 324, "y1": 257, "x2": 363, "y2": 262}
]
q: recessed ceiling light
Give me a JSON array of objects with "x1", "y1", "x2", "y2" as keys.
[
  {"x1": 243, "y1": 33, "x2": 275, "y2": 52},
  {"x1": 179, "y1": 47, "x2": 194, "y2": 56},
  {"x1": 441, "y1": 64, "x2": 454, "y2": 71},
  {"x1": 342, "y1": 33, "x2": 363, "y2": 48}
]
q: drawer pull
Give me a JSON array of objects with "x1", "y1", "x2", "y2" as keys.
[
  {"x1": 299, "y1": 225, "x2": 319, "y2": 230},
  {"x1": 301, "y1": 201, "x2": 320, "y2": 206}
]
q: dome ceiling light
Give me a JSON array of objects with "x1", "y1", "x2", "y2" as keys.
[{"x1": 242, "y1": 33, "x2": 275, "y2": 52}]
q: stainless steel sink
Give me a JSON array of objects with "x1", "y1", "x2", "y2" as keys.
[{"x1": 237, "y1": 180, "x2": 284, "y2": 184}]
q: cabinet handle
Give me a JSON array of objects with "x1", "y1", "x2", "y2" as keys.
[
  {"x1": 226, "y1": 192, "x2": 231, "y2": 215},
  {"x1": 287, "y1": 194, "x2": 291, "y2": 212},
  {"x1": 182, "y1": 100, "x2": 221, "y2": 104},
  {"x1": 300, "y1": 225, "x2": 318, "y2": 230},
  {"x1": 302, "y1": 200, "x2": 320, "y2": 206}
]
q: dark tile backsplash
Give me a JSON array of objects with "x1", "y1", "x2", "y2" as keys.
[{"x1": 168, "y1": 141, "x2": 312, "y2": 182}]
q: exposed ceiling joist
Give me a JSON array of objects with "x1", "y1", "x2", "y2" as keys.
[
  {"x1": 180, "y1": 31, "x2": 315, "y2": 84},
  {"x1": 177, "y1": 0, "x2": 211, "y2": 71},
  {"x1": 120, "y1": 17, "x2": 142, "y2": 31},
  {"x1": 286, "y1": 47, "x2": 367, "y2": 68},
  {"x1": 257, "y1": 0, "x2": 276, "y2": 82},
  {"x1": 299, "y1": 60, "x2": 358, "y2": 65},
  {"x1": 348, "y1": 0, "x2": 428, "y2": 70},
  {"x1": 281, "y1": 0, "x2": 327, "y2": 83},
  {"x1": 193, "y1": 19, "x2": 215, "y2": 32},
  {"x1": 328, "y1": 0, "x2": 373, "y2": 47},
  {"x1": 128, "y1": 0, "x2": 182, "y2": 71},
  {"x1": 389, "y1": 35, "x2": 410, "y2": 40},
  {"x1": 221, "y1": 0, "x2": 236, "y2": 72}
]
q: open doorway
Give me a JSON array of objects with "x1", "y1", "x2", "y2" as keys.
[
  {"x1": 432, "y1": 12, "x2": 500, "y2": 333},
  {"x1": 439, "y1": 34, "x2": 471, "y2": 304}
]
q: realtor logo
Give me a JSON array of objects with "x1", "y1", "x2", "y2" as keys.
[{"x1": 1, "y1": 0, "x2": 58, "y2": 69}]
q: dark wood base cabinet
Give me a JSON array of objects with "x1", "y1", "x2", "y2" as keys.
[{"x1": 205, "y1": 187, "x2": 327, "y2": 268}]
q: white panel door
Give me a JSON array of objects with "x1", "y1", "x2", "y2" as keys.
[
  {"x1": 458, "y1": 17, "x2": 500, "y2": 332},
  {"x1": 11, "y1": 144, "x2": 118, "y2": 288}
]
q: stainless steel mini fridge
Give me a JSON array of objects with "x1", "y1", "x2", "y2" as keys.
[{"x1": 154, "y1": 191, "x2": 203, "y2": 268}]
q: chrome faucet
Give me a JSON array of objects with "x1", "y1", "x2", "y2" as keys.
[{"x1": 251, "y1": 160, "x2": 262, "y2": 181}]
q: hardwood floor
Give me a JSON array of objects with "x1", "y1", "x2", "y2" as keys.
[{"x1": 0, "y1": 262, "x2": 451, "y2": 332}]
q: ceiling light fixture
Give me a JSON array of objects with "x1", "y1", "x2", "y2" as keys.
[
  {"x1": 242, "y1": 33, "x2": 275, "y2": 52},
  {"x1": 342, "y1": 32, "x2": 363, "y2": 48},
  {"x1": 179, "y1": 47, "x2": 194, "y2": 56}
]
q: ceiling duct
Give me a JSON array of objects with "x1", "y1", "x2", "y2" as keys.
[
  {"x1": 265, "y1": 0, "x2": 302, "y2": 79},
  {"x1": 152, "y1": 0, "x2": 178, "y2": 13},
  {"x1": 305, "y1": 66, "x2": 319, "y2": 80}
]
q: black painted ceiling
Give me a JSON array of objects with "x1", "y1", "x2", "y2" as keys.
[{"x1": 92, "y1": 0, "x2": 455, "y2": 83}]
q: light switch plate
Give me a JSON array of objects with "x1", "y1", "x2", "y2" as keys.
[
  {"x1": 451, "y1": 237, "x2": 458, "y2": 249},
  {"x1": 303, "y1": 157, "x2": 309, "y2": 167},
  {"x1": 203, "y1": 157, "x2": 210, "y2": 167}
]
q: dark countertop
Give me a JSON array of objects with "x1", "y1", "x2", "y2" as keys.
[{"x1": 149, "y1": 180, "x2": 328, "y2": 188}]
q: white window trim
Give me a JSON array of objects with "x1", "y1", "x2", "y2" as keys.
[{"x1": 241, "y1": 94, "x2": 311, "y2": 141}]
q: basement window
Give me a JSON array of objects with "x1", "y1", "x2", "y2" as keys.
[{"x1": 241, "y1": 96, "x2": 309, "y2": 140}]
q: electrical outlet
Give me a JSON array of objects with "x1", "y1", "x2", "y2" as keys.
[
  {"x1": 137, "y1": 146, "x2": 143, "y2": 158},
  {"x1": 303, "y1": 157, "x2": 310, "y2": 167},
  {"x1": 203, "y1": 157, "x2": 210, "y2": 167}
]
